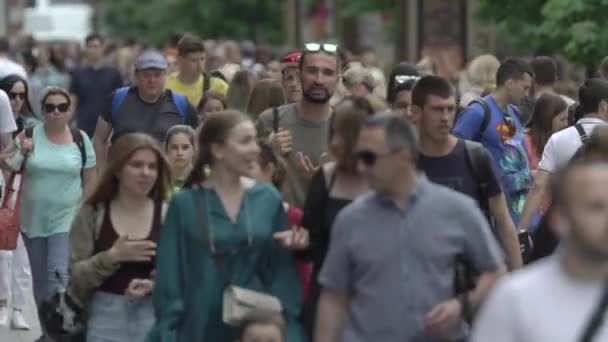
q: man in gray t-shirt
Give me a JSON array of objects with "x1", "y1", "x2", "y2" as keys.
[
  {"x1": 93, "y1": 50, "x2": 197, "y2": 171},
  {"x1": 315, "y1": 114, "x2": 506, "y2": 342},
  {"x1": 257, "y1": 45, "x2": 338, "y2": 208}
]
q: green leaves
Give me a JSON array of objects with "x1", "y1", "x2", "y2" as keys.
[
  {"x1": 103, "y1": 0, "x2": 284, "y2": 45},
  {"x1": 477, "y1": 0, "x2": 608, "y2": 66}
]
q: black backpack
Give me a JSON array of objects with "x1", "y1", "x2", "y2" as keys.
[{"x1": 25, "y1": 126, "x2": 87, "y2": 185}]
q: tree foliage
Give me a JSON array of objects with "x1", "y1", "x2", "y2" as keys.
[
  {"x1": 103, "y1": 0, "x2": 284, "y2": 45},
  {"x1": 477, "y1": 0, "x2": 608, "y2": 66}
]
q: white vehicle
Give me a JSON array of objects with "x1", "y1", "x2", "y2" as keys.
[{"x1": 23, "y1": 0, "x2": 93, "y2": 42}]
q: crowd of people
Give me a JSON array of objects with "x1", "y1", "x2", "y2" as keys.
[{"x1": 0, "y1": 30, "x2": 606, "y2": 342}]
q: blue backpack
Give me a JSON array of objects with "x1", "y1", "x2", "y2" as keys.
[{"x1": 110, "y1": 87, "x2": 189, "y2": 124}]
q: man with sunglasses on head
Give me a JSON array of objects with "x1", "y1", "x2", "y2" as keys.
[
  {"x1": 257, "y1": 42, "x2": 339, "y2": 208},
  {"x1": 412, "y1": 76, "x2": 522, "y2": 270},
  {"x1": 454, "y1": 58, "x2": 534, "y2": 226},
  {"x1": 315, "y1": 113, "x2": 505, "y2": 342},
  {"x1": 387, "y1": 62, "x2": 420, "y2": 121}
]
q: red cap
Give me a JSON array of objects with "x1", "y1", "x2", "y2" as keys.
[{"x1": 281, "y1": 52, "x2": 301, "y2": 72}]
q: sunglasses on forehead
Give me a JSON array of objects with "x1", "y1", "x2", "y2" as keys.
[
  {"x1": 304, "y1": 42, "x2": 338, "y2": 54},
  {"x1": 394, "y1": 75, "x2": 420, "y2": 84},
  {"x1": 43, "y1": 103, "x2": 70, "y2": 113}
]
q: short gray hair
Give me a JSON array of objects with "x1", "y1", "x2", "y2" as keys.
[{"x1": 363, "y1": 112, "x2": 418, "y2": 162}]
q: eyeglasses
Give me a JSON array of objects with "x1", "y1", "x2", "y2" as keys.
[
  {"x1": 43, "y1": 103, "x2": 70, "y2": 113},
  {"x1": 8, "y1": 92, "x2": 25, "y2": 100},
  {"x1": 394, "y1": 75, "x2": 420, "y2": 84},
  {"x1": 304, "y1": 42, "x2": 338, "y2": 54}
]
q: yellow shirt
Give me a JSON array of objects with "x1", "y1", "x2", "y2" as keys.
[{"x1": 165, "y1": 73, "x2": 229, "y2": 107}]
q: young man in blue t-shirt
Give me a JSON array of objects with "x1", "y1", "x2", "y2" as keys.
[{"x1": 454, "y1": 58, "x2": 534, "y2": 225}]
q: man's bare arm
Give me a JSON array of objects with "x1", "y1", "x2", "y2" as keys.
[{"x1": 315, "y1": 288, "x2": 350, "y2": 342}]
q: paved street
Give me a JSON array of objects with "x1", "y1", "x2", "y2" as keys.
[{"x1": 0, "y1": 293, "x2": 42, "y2": 342}]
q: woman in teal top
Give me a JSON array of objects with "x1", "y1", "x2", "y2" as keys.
[{"x1": 148, "y1": 110, "x2": 305, "y2": 342}]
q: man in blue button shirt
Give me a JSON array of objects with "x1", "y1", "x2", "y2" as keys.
[{"x1": 454, "y1": 58, "x2": 534, "y2": 225}]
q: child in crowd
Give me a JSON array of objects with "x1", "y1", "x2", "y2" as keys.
[
  {"x1": 237, "y1": 311, "x2": 286, "y2": 342},
  {"x1": 165, "y1": 125, "x2": 195, "y2": 193},
  {"x1": 251, "y1": 142, "x2": 312, "y2": 302}
]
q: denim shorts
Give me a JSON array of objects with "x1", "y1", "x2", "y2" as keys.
[{"x1": 86, "y1": 291, "x2": 154, "y2": 342}]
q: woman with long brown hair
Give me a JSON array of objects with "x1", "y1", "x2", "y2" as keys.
[
  {"x1": 69, "y1": 133, "x2": 170, "y2": 342},
  {"x1": 525, "y1": 93, "x2": 569, "y2": 173},
  {"x1": 296, "y1": 96, "x2": 376, "y2": 336},
  {"x1": 149, "y1": 110, "x2": 305, "y2": 341}
]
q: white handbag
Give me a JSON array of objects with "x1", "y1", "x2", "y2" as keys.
[{"x1": 222, "y1": 285, "x2": 283, "y2": 326}]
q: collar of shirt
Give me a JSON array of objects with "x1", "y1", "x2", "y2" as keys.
[
  {"x1": 374, "y1": 174, "x2": 429, "y2": 213},
  {"x1": 577, "y1": 117, "x2": 606, "y2": 125}
]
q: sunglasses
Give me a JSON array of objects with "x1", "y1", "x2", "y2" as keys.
[
  {"x1": 43, "y1": 103, "x2": 70, "y2": 113},
  {"x1": 394, "y1": 75, "x2": 420, "y2": 84},
  {"x1": 8, "y1": 92, "x2": 25, "y2": 100},
  {"x1": 355, "y1": 150, "x2": 397, "y2": 167},
  {"x1": 304, "y1": 42, "x2": 338, "y2": 54}
]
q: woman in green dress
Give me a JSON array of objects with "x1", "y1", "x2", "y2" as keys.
[{"x1": 148, "y1": 110, "x2": 306, "y2": 342}]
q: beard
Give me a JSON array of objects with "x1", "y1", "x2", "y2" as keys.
[{"x1": 302, "y1": 87, "x2": 331, "y2": 104}]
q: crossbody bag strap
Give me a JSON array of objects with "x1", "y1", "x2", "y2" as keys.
[
  {"x1": 575, "y1": 123, "x2": 590, "y2": 143},
  {"x1": 580, "y1": 282, "x2": 608, "y2": 342}
]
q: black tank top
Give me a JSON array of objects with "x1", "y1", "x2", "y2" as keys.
[{"x1": 94, "y1": 200, "x2": 161, "y2": 295}]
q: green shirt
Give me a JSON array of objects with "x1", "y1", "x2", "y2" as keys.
[
  {"x1": 16, "y1": 124, "x2": 95, "y2": 238},
  {"x1": 148, "y1": 183, "x2": 305, "y2": 342}
]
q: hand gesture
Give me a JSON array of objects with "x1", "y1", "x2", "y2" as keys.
[
  {"x1": 271, "y1": 128, "x2": 293, "y2": 155},
  {"x1": 108, "y1": 235, "x2": 157, "y2": 263},
  {"x1": 425, "y1": 298, "x2": 462, "y2": 337},
  {"x1": 124, "y1": 278, "x2": 154, "y2": 298},
  {"x1": 20, "y1": 137, "x2": 33, "y2": 155},
  {"x1": 273, "y1": 226, "x2": 310, "y2": 251},
  {"x1": 297, "y1": 152, "x2": 321, "y2": 181}
]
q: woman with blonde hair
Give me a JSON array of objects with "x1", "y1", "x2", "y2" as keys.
[
  {"x1": 460, "y1": 54, "x2": 501, "y2": 107},
  {"x1": 69, "y1": 133, "x2": 171, "y2": 342}
]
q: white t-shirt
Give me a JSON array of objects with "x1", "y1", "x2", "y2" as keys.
[
  {"x1": 471, "y1": 256, "x2": 607, "y2": 342},
  {"x1": 0, "y1": 57, "x2": 28, "y2": 80},
  {"x1": 538, "y1": 117, "x2": 605, "y2": 173},
  {"x1": 0, "y1": 90, "x2": 17, "y2": 187}
]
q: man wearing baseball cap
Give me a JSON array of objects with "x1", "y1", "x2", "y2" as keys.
[
  {"x1": 281, "y1": 51, "x2": 302, "y2": 103},
  {"x1": 93, "y1": 49, "x2": 198, "y2": 171}
]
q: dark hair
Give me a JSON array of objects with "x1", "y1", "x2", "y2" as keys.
[
  {"x1": 237, "y1": 311, "x2": 285, "y2": 341},
  {"x1": 246, "y1": 79, "x2": 285, "y2": 119},
  {"x1": 258, "y1": 142, "x2": 287, "y2": 189},
  {"x1": 197, "y1": 90, "x2": 227, "y2": 114},
  {"x1": 387, "y1": 62, "x2": 419, "y2": 103},
  {"x1": 226, "y1": 70, "x2": 256, "y2": 112},
  {"x1": 411, "y1": 75, "x2": 454, "y2": 108},
  {"x1": 599, "y1": 56, "x2": 608, "y2": 79},
  {"x1": 0, "y1": 75, "x2": 34, "y2": 115},
  {"x1": 186, "y1": 110, "x2": 250, "y2": 186},
  {"x1": 528, "y1": 93, "x2": 568, "y2": 159},
  {"x1": 578, "y1": 78, "x2": 608, "y2": 115},
  {"x1": 164, "y1": 125, "x2": 195, "y2": 150},
  {"x1": 298, "y1": 49, "x2": 340, "y2": 72},
  {"x1": 86, "y1": 133, "x2": 170, "y2": 205},
  {"x1": 330, "y1": 96, "x2": 377, "y2": 172},
  {"x1": 496, "y1": 58, "x2": 534, "y2": 87},
  {"x1": 85, "y1": 33, "x2": 103, "y2": 45},
  {"x1": 363, "y1": 113, "x2": 419, "y2": 163},
  {"x1": 177, "y1": 33, "x2": 205, "y2": 57},
  {"x1": 0, "y1": 37, "x2": 8, "y2": 54},
  {"x1": 531, "y1": 56, "x2": 557, "y2": 87}
]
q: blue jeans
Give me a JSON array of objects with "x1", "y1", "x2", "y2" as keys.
[
  {"x1": 87, "y1": 291, "x2": 154, "y2": 342},
  {"x1": 22, "y1": 232, "x2": 69, "y2": 307}
]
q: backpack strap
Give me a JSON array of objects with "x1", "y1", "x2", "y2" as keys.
[
  {"x1": 169, "y1": 90, "x2": 188, "y2": 124},
  {"x1": 464, "y1": 140, "x2": 493, "y2": 200},
  {"x1": 575, "y1": 123, "x2": 589, "y2": 143},
  {"x1": 456, "y1": 99, "x2": 491, "y2": 142},
  {"x1": 110, "y1": 87, "x2": 130, "y2": 124},
  {"x1": 70, "y1": 127, "x2": 87, "y2": 187},
  {"x1": 272, "y1": 107, "x2": 280, "y2": 133}
]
